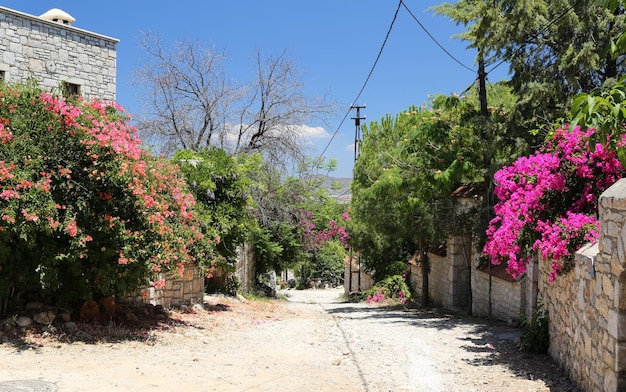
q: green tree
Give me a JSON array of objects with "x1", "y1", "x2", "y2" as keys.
[
  {"x1": 570, "y1": 1, "x2": 626, "y2": 164},
  {"x1": 352, "y1": 101, "x2": 484, "y2": 303},
  {"x1": 434, "y1": 0, "x2": 626, "y2": 133},
  {"x1": 174, "y1": 148, "x2": 257, "y2": 268},
  {"x1": 351, "y1": 84, "x2": 523, "y2": 304}
]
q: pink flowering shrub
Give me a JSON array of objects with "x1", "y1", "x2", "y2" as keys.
[
  {"x1": 366, "y1": 288, "x2": 387, "y2": 303},
  {"x1": 363, "y1": 274, "x2": 411, "y2": 304},
  {"x1": 0, "y1": 84, "x2": 214, "y2": 305},
  {"x1": 484, "y1": 125, "x2": 624, "y2": 281},
  {"x1": 299, "y1": 209, "x2": 350, "y2": 251}
]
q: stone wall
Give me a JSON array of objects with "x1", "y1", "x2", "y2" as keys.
[
  {"x1": 429, "y1": 252, "x2": 452, "y2": 307},
  {"x1": 409, "y1": 253, "x2": 447, "y2": 305},
  {"x1": 448, "y1": 235, "x2": 471, "y2": 307},
  {"x1": 535, "y1": 178, "x2": 626, "y2": 392},
  {"x1": 472, "y1": 266, "x2": 526, "y2": 322},
  {"x1": 0, "y1": 7, "x2": 117, "y2": 101},
  {"x1": 133, "y1": 264, "x2": 205, "y2": 308},
  {"x1": 410, "y1": 237, "x2": 471, "y2": 308}
]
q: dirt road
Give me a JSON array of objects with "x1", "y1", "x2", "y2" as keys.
[{"x1": 0, "y1": 288, "x2": 575, "y2": 391}]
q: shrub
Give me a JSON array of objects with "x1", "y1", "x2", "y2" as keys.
[
  {"x1": 362, "y1": 275, "x2": 411, "y2": 304},
  {"x1": 0, "y1": 83, "x2": 214, "y2": 307},
  {"x1": 484, "y1": 125, "x2": 624, "y2": 281},
  {"x1": 520, "y1": 302, "x2": 550, "y2": 353}
]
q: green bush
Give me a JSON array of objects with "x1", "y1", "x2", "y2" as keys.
[
  {"x1": 520, "y1": 301, "x2": 550, "y2": 353},
  {"x1": 0, "y1": 83, "x2": 214, "y2": 308},
  {"x1": 362, "y1": 275, "x2": 411, "y2": 303}
]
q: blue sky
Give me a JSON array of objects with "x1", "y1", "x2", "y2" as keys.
[{"x1": 3, "y1": 1, "x2": 509, "y2": 178}]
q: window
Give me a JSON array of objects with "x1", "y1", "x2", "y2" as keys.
[
  {"x1": 0, "y1": 71, "x2": 5, "y2": 82},
  {"x1": 62, "y1": 82, "x2": 81, "y2": 98}
]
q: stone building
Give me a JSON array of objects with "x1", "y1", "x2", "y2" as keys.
[{"x1": 0, "y1": 6, "x2": 118, "y2": 101}]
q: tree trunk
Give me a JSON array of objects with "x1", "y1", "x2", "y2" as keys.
[{"x1": 419, "y1": 238, "x2": 430, "y2": 307}]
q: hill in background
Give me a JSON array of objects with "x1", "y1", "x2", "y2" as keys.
[{"x1": 319, "y1": 176, "x2": 352, "y2": 202}]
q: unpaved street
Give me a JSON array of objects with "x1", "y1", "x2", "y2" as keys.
[{"x1": 0, "y1": 288, "x2": 574, "y2": 391}]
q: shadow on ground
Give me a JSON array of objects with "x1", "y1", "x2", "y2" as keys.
[
  {"x1": 325, "y1": 300, "x2": 579, "y2": 392},
  {"x1": 0, "y1": 301, "x2": 232, "y2": 350}
]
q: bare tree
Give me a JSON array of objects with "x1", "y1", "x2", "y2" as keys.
[
  {"x1": 134, "y1": 34, "x2": 337, "y2": 171},
  {"x1": 233, "y1": 50, "x2": 335, "y2": 170},
  {"x1": 134, "y1": 32, "x2": 239, "y2": 154}
]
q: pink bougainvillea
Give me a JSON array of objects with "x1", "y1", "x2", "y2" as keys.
[
  {"x1": 0, "y1": 84, "x2": 214, "y2": 302},
  {"x1": 299, "y1": 209, "x2": 350, "y2": 251},
  {"x1": 484, "y1": 125, "x2": 625, "y2": 280}
]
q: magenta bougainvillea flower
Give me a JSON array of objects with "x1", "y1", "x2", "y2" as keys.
[{"x1": 484, "y1": 125, "x2": 624, "y2": 281}]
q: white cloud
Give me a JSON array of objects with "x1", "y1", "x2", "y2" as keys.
[{"x1": 298, "y1": 124, "x2": 330, "y2": 139}]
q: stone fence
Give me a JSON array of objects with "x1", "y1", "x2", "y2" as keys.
[
  {"x1": 410, "y1": 236, "x2": 470, "y2": 309},
  {"x1": 131, "y1": 264, "x2": 204, "y2": 308},
  {"x1": 406, "y1": 178, "x2": 626, "y2": 391},
  {"x1": 532, "y1": 178, "x2": 626, "y2": 392},
  {"x1": 472, "y1": 263, "x2": 526, "y2": 323}
]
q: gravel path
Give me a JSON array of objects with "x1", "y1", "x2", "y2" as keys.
[
  {"x1": 0, "y1": 288, "x2": 576, "y2": 391},
  {"x1": 285, "y1": 288, "x2": 575, "y2": 392}
]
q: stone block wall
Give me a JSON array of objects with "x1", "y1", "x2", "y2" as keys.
[
  {"x1": 472, "y1": 268, "x2": 526, "y2": 322},
  {"x1": 536, "y1": 178, "x2": 626, "y2": 392},
  {"x1": 429, "y1": 252, "x2": 452, "y2": 307},
  {"x1": 133, "y1": 264, "x2": 205, "y2": 308},
  {"x1": 410, "y1": 252, "x2": 453, "y2": 307},
  {"x1": 0, "y1": 7, "x2": 118, "y2": 101},
  {"x1": 448, "y1": 235, "x2": 471, "y2": 307},
  {"x1": 410, "y1": 237, "x2": 471, "y2": 308}
]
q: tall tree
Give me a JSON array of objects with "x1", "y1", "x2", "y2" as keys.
[
  {"x1": 134, "y1": 34, "x2": 336, "y2": 171},
  {"x1": 135, "y1": 33, "x2": 236, "y2": 154},
  {"x1": 233, "y1": 50, "x2": 335, "y2": 170},
  {"x1": 434, "y1": 0, "x2": 626, "y2": 133},
  {"x1": 351, "y1": 101, "x2": 484, "y2": 303}
]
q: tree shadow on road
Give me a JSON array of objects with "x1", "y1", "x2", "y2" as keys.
[{"x1": 326, "y1": 301, "x2": 579, "y2": 392}]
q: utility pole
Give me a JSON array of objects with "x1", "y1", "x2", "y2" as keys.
[
  {"x1": 350, "y1": 104, "x2": 365, "y2": 292},
  {"x1": 478, "y1": 52, "x2": 488, "y2": 118},
  {"x1": 477, "y1": 50, "x2": 492, "y2": 317},
  {"x1": 351, "y1": 104, "x2": 366, "y2": 160}
]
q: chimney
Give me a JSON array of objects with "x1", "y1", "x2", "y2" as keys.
[{"x1": 39, "y1": 8, "x2": 76, "y2": 26}]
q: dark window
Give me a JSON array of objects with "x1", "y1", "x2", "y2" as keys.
[
  {"x1": 0, "y1": 71, "x2": 5, "y2": 82},
  {"x1": 62, "y1": 82, "x2": 80, "y2": 98}
]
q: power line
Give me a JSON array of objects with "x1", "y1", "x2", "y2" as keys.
[
  {"x1": 400, "y1": 0, "x2": 475, "y2": 73},
  {"x1": 485, "y1": 0, "x2": 586, "y2": 75},
  {"x1": 317, "y1": 0, "x2": 402, "y2": 160},
  {"x1": 458, "y1": 0, "x2": 586, "y2": 103}
]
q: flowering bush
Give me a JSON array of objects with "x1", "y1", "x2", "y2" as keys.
[
  {"x1": 299, "y1": 209, "x2": 350, "y2": 251},
  {"x1": 484, "y1": 125, "x2": 624, "y2": 281},
  {"x1": 0, "y1": 83, "x2": 213, "y2": 305},
  {"x1": 363, "y1": 275, "x2": 411, "y2": 304}
]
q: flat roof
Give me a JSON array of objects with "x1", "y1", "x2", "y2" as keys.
[{"x1": 0, "y1": 6, "x2": 119, "y2": 44}]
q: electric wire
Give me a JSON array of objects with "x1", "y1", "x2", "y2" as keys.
[
  {"x1": 485, "y1": 0, "x2": 586, "y2": 75},
  {"x1": 400, "y1": 0, "x2": 475, "y2": 73},
  {"x1": 316, "y1": 0, "x2": 402, "y2": 160},
  {"x1": 317, "y1": 0, "x2": 587, "y2": 184}
]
